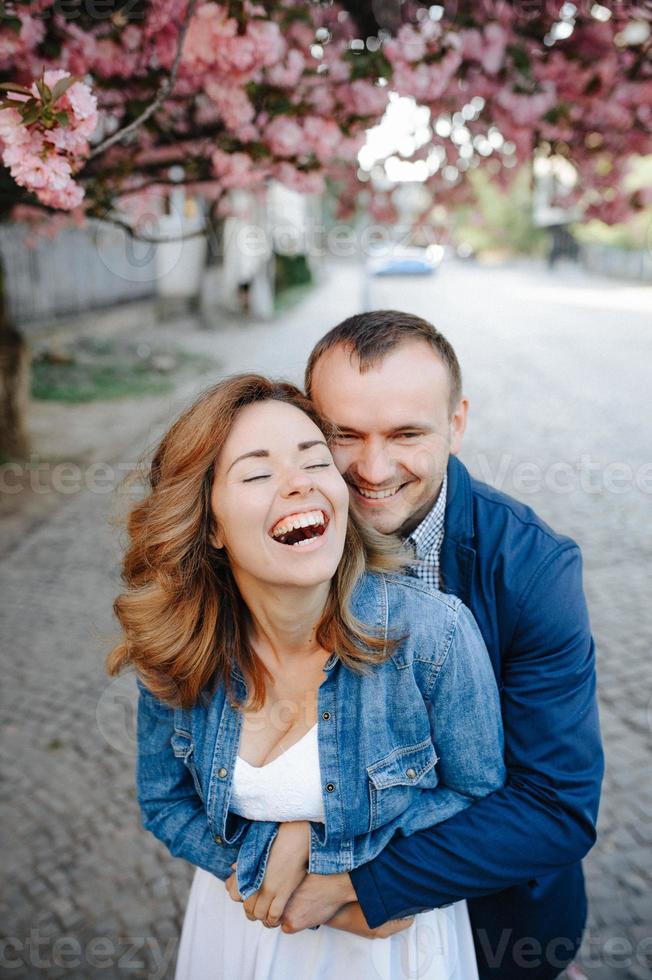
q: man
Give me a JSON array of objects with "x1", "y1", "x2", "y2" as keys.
[{"x1": 280, "y1": 310, "x2": 604, "y2": 980}]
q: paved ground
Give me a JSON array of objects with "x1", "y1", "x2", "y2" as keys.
[{"x1": 1, "y1": 258, "x2": 650, "y2": 979}]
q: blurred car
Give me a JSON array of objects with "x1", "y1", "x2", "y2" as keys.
[{"x1": 366, "y1": 243, "x2": 444, "y2": 277}]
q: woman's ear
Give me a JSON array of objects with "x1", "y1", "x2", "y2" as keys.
[{"x1": 209, "y1": 524, "x2": 224, "y2": 550}]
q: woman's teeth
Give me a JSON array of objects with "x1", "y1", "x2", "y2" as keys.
[{"x1": 270, "y1": 510, "x2": 328, "y2": 545}]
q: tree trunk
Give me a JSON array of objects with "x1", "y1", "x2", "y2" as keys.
[{"x1": 0, "y1": 259, "x2": 30, "y2": 461}]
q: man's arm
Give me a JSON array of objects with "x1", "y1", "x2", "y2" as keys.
[{"x1": 350, "y1": 544, "x2": 604, "y2": 927}]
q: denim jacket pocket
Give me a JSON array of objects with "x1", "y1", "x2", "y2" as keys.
[
  {"x1": 170, "y1": 730, "x2": 204, "y2": 803},
  {"x1": 366, "y1": 737, "x2": 439, "y2": 832}
]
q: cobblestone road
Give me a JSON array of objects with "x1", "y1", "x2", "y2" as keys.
[{"x1": 1, "y1": 259, "x2": 650, "y2": 979}]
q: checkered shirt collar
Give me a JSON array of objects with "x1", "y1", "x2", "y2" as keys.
[{"x1": 404, "y1": 472, "x2": 448, "y2": 560}]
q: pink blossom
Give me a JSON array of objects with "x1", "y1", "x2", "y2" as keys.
[
  {"x1": 0, "y1": 108, "x2": 30, "y2": 146},
  {"x1": 205, "y1": 80, "x2": 255, "y2": 130},
  {"x1": 211, "y1": 148, "x2": 263, "y2": 189},
  {"x1": 18, "y1": 12, "x2": 46, "y2": 49},
  {"x1": 247, "y1": 20, "x2": 286, "y2": 68},
  {"x1": 345, "y1": 79, "x2": 390, "y2": 117},
  {"x1": 37, "y1": 179, "x2": 85, "y2": 210},
  {"x1": 482, "y1": 24, "x2": 508, "y2": 75},
  {"x1": 496, "y1": 85, "x2": 557, "y2": 126},
  {"x1": 267, "y1": 48, "x2": 306, "y2": 88},
  {"x1": 306, "y1": 82, "x2": 336, "y2": 116},
  {"x1": 273, "y1": 162, "x2": 325, "y2": 195},
  {"x1": 337, "y1": 132, "x2": 365, "y2": 163},
  {"x1": 264, "y1": 116, "x2": 304, "y2": 157},
  {"x1": 303, "y1": 116, "x2": 342, "y2": 164}
]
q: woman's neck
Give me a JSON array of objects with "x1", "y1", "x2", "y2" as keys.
[{"x1": 233, "y1": 574, "x2": 331, "y2": 669}]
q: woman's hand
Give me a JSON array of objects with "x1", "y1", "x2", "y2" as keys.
[
  {"x1": 325, "y1": 901, "x2": 415, "y2": 939},
  {"x1": 225, "y1": 820, "x2": 311, "y2": 928}
]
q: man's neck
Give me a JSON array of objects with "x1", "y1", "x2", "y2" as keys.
[{"x1": 396, "y1": 476, "x2": 446, "y2": 539}]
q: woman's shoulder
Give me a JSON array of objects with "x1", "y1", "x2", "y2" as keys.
[
  {"x1": 351, "y1": 571, "x2": 467, "y2": 667},
  {"x1": 354, "y1": 569, "x2": 462, "y2": 619}
]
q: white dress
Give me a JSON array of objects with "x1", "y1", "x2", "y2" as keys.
[{"x1": 174, "y1": 724, "x2": 479, "y2": 980}]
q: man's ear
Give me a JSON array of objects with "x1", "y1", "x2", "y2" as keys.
[{"x1": 449, "y1": 397, "x2": 469, "y2": 456}]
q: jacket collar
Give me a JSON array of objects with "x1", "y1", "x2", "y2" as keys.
[{"x1": 440, "y1": 455, "x2": 476, "y2": 605}]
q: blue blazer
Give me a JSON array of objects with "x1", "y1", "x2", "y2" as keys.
[{"x1": 350, "y1": 455, "x2": 604, "y2": 980}]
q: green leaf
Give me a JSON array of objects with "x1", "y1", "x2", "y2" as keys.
[
  {"x1": 54, "y1": 110, "x2": 70, "y2": 127},
  {"x1": 506, "y1": 44, "x2": 531, "y2": 74},
  {"x1": 0, "y1": 82, "x2": 33, "y2": 96},
  {"x1": 20, "y1": 105, "x2": 41, "y2": 126},
  {"x1": 51, "y1": 75, "x2": 82, "y2": 104},
  {"x1": 35, "y1": 78, "x2": 51, "y2": 103}
]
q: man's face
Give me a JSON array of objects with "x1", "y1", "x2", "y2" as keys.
[{"x1": 310, "y1": 340, "x2": 468, "y2": 536}]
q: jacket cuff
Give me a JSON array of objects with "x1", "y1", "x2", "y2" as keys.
[
  {"x1": 234, "y1": 821, "x2": 279, "y2": 900},
  {"x1": 349, "y1": 863, "x2": 390, "y2": 929}
]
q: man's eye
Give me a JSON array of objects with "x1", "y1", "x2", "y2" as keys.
[
  {"x1": 242, "y1": 474, "x2": 271, "y2": 482},
  {"x1": 396, "y1": 432, "x2": 420, "y2": 439},
  {"x1": 334, "y1": 434, "x2": 357, "y2": 442}
]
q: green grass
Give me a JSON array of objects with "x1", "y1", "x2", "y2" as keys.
[{"x1": 31, "y1": 339, "x2": 219, "y2": 403}]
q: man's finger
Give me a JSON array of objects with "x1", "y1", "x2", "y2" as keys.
[{"x1": 265, "y1": 894, "x2": 288, "y2": 928}]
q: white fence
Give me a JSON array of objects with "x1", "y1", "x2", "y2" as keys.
[
  {"x1": 580, "y1": 243, "x2": 652, "y2": 283},
  {"x1": 0, "y1": 220, "x2": 158, "y2": 330}
]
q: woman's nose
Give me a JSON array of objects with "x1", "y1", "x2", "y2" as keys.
[{"x1": 280, "y1": 468, "x2": 315, "y2": 497}]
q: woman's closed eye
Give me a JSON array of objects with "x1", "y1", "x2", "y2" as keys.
[{"x1": 242, "y1": 461, "x2": 331, "y2": 482}]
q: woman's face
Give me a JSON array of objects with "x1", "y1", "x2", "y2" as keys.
[{"x1": 210, "y1": 400, "x2": 350, "y2": 591}]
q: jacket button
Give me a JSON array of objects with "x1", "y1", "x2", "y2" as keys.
[
  {"x1": 406, "y1": 768, "x2": 417, "y2": 779},
  {"x1": 214, "y1": 834, "x2": 222, "y2": 844},
  {"x1": 326, "y1": 782, "x2": 336, "y2": 792},
  {"x1": 322, "y1": 711, "x2": 331, "y2": 720},
  {"x1": 218, "y1": 767, "x2": 228, "y2": 778}
]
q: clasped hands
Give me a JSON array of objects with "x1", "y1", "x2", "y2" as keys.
[{"x1": 224, "y1": 820, "x2": 414, "y2": 939}]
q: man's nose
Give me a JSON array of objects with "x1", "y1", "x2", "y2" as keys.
[{"x1": 355, "y1": 443, "x2": 395, "y2": 486}]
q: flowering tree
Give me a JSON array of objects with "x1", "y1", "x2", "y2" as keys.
[
  {"x1": 0, "y1": 1, "x2": 651, "y2": 457},
  {"x1": 1, "y1": 0, "x2": 650, "y2": 231}
]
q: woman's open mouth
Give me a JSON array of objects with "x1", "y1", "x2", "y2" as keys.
[{"x1": 268, "y1": 509, "x2": 330, "y2": 549}]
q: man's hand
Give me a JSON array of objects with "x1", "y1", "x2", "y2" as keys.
[
  {"x1": 280, "y1": 871, "x2": 357, "y2": 933},
  {"x1": 326, "y1": 902, "x2": 415, "y2": 939}
]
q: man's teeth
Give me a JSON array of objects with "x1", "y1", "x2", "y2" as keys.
[
  {"x1": 271, "y1": 510, "x2": 326, "y2": 538},
  {"x1": 355, "y1": 486, "x2": 400, "y2": 499}
]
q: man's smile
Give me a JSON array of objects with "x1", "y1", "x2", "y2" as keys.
[{"x1": 347, "y1": 480, "x2": 413, "y2": 503}]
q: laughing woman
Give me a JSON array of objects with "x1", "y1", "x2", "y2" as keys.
[{"x1": 106, "y1": 375, "x2": 505, "y2": 980}]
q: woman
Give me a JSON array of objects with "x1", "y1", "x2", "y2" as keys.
[{"x1": 107, "y1": 375, "x2": 505, "y2": 980}]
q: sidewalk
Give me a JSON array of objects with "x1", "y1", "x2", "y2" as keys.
[{"x1": 1, "y1": 257, "x2": 650, "y2": 979}]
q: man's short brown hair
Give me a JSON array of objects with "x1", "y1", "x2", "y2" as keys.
[{"x1": 305, "y1": 310, "x2": 463, "y2": 414}]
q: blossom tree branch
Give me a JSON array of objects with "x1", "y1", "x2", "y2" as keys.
[{"x1": 87, "y1": 0, "x2": 200, "y2": 160}]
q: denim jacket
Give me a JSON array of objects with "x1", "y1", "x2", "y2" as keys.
[{"x1": 135, "y1": 571, "x2": 506, "y2": 900}]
